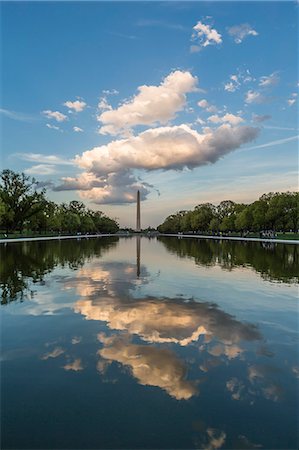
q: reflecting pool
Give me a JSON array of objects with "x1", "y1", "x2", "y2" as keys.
[{"x1": 1, "y1": 236, "x2": 298, "y2": 449}]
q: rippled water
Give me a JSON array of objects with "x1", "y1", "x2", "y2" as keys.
[{"x1": 1, "y1": 236, "x2": 298, "y2": 449}]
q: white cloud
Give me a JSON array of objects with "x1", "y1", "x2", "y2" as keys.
[
  {"x1": 191, "y1": 20, "x2": 222, "y2": 51},
  {"x1": 16, "y1": 152, "x2": 74, "y2": 166},
  {"x1": 0, "y1": 108, "x2": 37, "y2": 122},
  {"x1": 98, "y1": 97, "x2": 112, "y2": 111},
  {"x1": 46, "y1": 123, "x2": 61, "y2": 131},
  {"x1": 75, "y1": 124, "x2": 258, "y2": 174},
  {"x1": 224, "y1": 69, "x2": 255, "y2": 93},
  {"x1": 245, "y1": 90, "x2": 266, "y2": 104},
  {"x1": 73, "y1": 126, "x2": 83, "y2": 132},
  {"x1": 252, "y1": 114, "x2": 271, "y2": 123},
  {"x1": 97, "y1": 70, "x2": 198, "y2": 135},
  {"x1": 224, "y1": 74, "x2": 240, "y2": 92},
  {"x1": 224, "y1": 82, "x2": 237, "y2": 93},
  {"x1": 54, "y1": 170, "x2": 151, "y2": 205},
  {"x1": 259, "y1": 72, "x2": 279, "y2": 88},
  {"x1": 198, "y1": 99, "x2": 209, "y2": 108},
  {"x1": 24, "y1": 164, "x2": 57, "y2": 175},
  {"x1": 197, "y1": 99, "x2": 217, "y2": 113},
  {"x1": 207, "y1": 113, "x2": 244, "y2": 125},
  {"x1": 287, "y1": 99, "x2": 296, "y2": 106},
  {"x1": 227, "y1": 23, "x2": 258, "y2": 44},
  {"x1": 63, "y1": 100, "x2": 87, "y2": 112},
  {"x1": 43, "y1": 110, "x2": 68, "y2": 122},
  {"x1": 102, "y1": 89, "x2": 119, "y2": 95},
  {"x1": 55, "y1": 123, "x2": 258, "y2": 204},
  {"x1": 287, "y1": 93, "x2": 297, "y2": 106}
]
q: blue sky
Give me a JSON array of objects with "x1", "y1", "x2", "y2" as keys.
[{"x1": 1, "y1": 1, "x2": 298, "y2": 227}]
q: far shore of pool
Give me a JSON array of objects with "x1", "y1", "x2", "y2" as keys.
[{"x1": 0, "y1": 232, "x2": 298, "y2": 245}]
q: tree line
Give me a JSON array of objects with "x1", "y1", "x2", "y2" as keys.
[
  {"x1": 158, "y1": 236, "x2": 298, "y2": 284},
  {"x1": 0, "y1": 170, "x2": 119, "y2": 234},
  {"x1": 0, "y1": 237, "x2": 118, "y2": 304},
  {"x1": 157, "y1": 192, "x2": 298, "y2": 234}
]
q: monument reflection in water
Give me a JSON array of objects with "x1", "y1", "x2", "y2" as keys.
[{"x1": 1, "y1": 236, "x2": 298, "y2": 449}]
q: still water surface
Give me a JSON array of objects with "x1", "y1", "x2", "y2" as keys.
[{"x1": 1, "y1": 236, "x2": 298, "y2": 449}]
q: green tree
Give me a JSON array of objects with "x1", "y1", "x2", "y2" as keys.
[
  {"x1": 61, "y1": 211, "x2": 81, "y2": 233},
  {"x1": 80, "y1": 215, "x2": 95, "y2": 233},
  {"x1": 0, "y1": 170, "x2": 46, "y2": 232},
  {"x1": 209, "y1": 217, "x2": 220, "y2": 233},
  {"x1": 191, "y1": 204, "x2": 215, "y2": 231},
  {"x1": 235, "y1": 206, "x2": 254, "y2": 231}
]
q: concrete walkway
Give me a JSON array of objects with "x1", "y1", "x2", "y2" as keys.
[
  {"x1": 0, "y1": 233, "x2": 117, "y2": 244},
  {"x1": 0, "y1": 233, "x2": 298, "y2": 245},
  {"x1": 161, "y1": 233, "x2": 299, "y2": 245}
]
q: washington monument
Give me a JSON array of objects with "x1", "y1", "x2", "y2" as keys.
[{"x1": 136, "y1": 190, "x2": 141, "y2": 232}]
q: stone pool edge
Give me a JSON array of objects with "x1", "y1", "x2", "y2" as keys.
[
  {"x1": 159, "y1": 234, "x2": 299, "y2": 245},
  {"x1": 0, "y1": 233, "x2": 298, "y2": 245}
]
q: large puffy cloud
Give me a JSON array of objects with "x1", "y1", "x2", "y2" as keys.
[
  {"x1": 79, "y1": 173, "x2": 151, "y2": 205},
  {"x1": 75, "y1": 296, "x2": 261, "y2": 347},
  {"x1": 54, "y1": 170, "x2": 151, "y2": 204},
  {"x1": 50, "y1": 68, "x2": 259, "y2": 206},
  {"x1": 70, "y1": 260, "x2": 261, "y2": 347},
  {"x1": 56, "y1": 123, "x2": 258, "y2": 204},
  {"x1": 97, "y1": 70, "x2": 198, "y2": 135},
  {"x1": 98, "y1": 335, "x2": 198, "y2": 400},
  {"x1": 76, "y1": 124, "x2": 258, "y2": 174}
]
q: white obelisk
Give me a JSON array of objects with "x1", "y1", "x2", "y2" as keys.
[{"x1": 136, "y1": 190, "x2": 141, "y2": 232}]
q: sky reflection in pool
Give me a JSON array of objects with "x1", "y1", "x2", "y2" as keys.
[{"x1": 1, "y1": 237, "x2": 298, "y2": 449}]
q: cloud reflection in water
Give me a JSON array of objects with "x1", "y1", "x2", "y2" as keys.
[{"x1": 97, "y1": 334, "x2": 198, "y2": 400}]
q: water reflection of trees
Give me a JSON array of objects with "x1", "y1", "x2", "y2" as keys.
[
  {"x1": 158, "y1": 237, "x2": 298, "y2": 283},
  {"x1": 0, "y1": 237, "x2": 118, "y2": 304}
]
